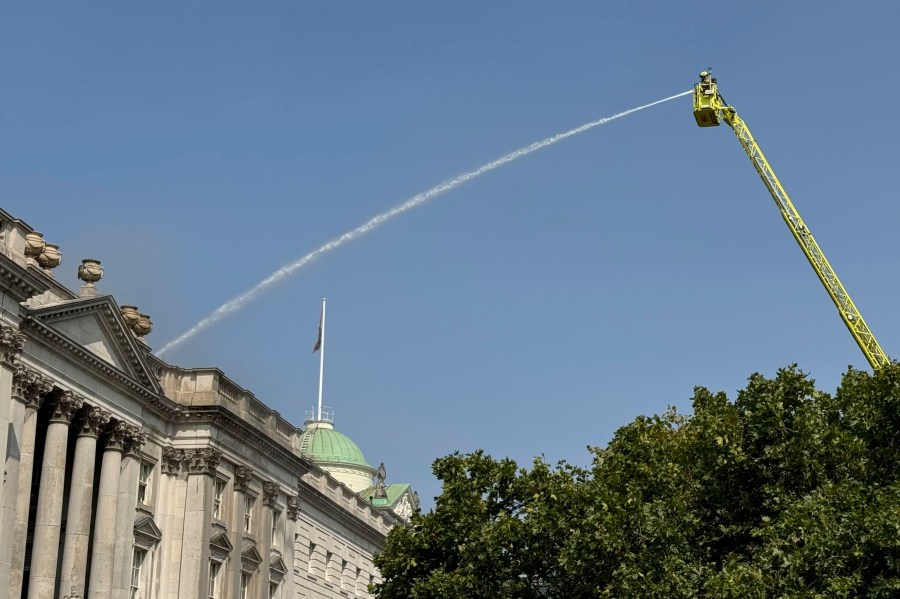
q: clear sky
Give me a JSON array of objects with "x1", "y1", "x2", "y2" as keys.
[{"x1": 3, "y1": 2, "x2": 899, "y2": 509}]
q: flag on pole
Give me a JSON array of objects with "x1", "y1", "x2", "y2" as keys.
[{"x1": 313, "y1": 305, "x2": 323, "y2": 353}]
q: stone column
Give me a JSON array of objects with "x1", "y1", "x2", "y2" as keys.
[
  {"x1": 87, "y1": 420, "x2": 128, "y2": 599},
  {"x1": 0, "y1": 327, "x2": 28, "y2": 595},
  {"x1": 8, "y1": 367, "x2": 51, "y2": 598},
  {"x1": 27, "y1": 390, "x2": 84, "y2": 599},
  {"x1": 112, "y1": 427, "x2": 146, "y2": 599},
  {"x1": 177, "y1": 448, "x2": 221, "y2": 598},
  {"x1": 58, "y1": 406, "x2": 110, "y2": 598}
]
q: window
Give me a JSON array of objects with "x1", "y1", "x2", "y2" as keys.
[
  {"x1": 130, "y1": 548, "x2": 146, "y2": 598},
  {"x1": 208, "y1": 561, "x2": 221, "y2": 599},
  {"x1": 244, "y1": 495, "x2": 255, "y2": 533},
  {"x1": 271, "y1": 508, "x2": 281, "y2": 546},
  {"x1": 213, "y1": 479, "x2": 226, "y2": 519},
  {"x1": 240, "y1": 572, "x2": 252, "y2": 599},
  {"x1": 137, "y1": 462, "x2": 153, "y2": 504}
]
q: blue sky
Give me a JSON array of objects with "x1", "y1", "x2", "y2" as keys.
[{"x1": 3, "y1": 2, "x2": 899, "y2": 509}]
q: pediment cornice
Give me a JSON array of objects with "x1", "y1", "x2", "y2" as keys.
[{"x1": 25, "y1": 295, "x2": 161, "y2": 394}]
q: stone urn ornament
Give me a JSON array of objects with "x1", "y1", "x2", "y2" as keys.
[
  {"x1": 134, "y1": 313, "x2": 153, "y2": 340},
  {"x1": 37, "y1": 243, "x2": 61, "y2": 274},
  {"x1": 120, "y1": 305, "x2": 140, "y2": 331},
  {"x1": 23, "y1": 231, "x2": 45, "y2": 265},
  {"x1": 77, "y1": 259, "x2": 103, "y2": 297}
]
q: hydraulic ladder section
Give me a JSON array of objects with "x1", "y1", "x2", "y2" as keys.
[{"x1": 693, "y1": 70, "x2": 890, "y2": 370}]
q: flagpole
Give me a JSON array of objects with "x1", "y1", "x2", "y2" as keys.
[{"x1": 317, "y1": 298, "x2": 326, "y2": 421}]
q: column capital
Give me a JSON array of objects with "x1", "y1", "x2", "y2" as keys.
[
  {"x1": 234, "y1": 465, "x2": 253, "y2": 493},
  {"x1": 263, "y1": 481, "x2": 279, "y2": 507},
  {"x1": 0, "y1": 322, "x2": 26, "y2": 366},
  {"x1": 76, "y1": 405, "x2": 111, "y2": 438},
  {"x1": 103, "y1": 420, "x2": 129, "y2": 451},
  {"x1": 49, "y1": 390, "x2": 85, "y2": 424},
  {"x1": 161, "y1": 448, "x2": 185, "y2": 476},
  {"x1": 12, "y1": 364, "x2": 52, "y2": 408},
  {"x1": 184, "y1": 448, "x2": 222, "y2": 477},
  {"x1": 286, "y1": 495, "x2": 301, "y2": 521},
  {"x1": 124, "y1": 426, "x2": 148, "y2": 458}
]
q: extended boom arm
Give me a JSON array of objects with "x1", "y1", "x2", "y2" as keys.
[{"x1": 693, "y1": 70, "x2": 889, "y2": 370}]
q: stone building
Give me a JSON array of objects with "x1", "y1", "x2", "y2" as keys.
[{"x1": 0, "y1": 209, "x2": 417, "y2": 599}]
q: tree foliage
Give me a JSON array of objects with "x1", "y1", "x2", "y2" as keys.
[{"x1": 373, "y1": 365, "x2": 900, "y2": 598}]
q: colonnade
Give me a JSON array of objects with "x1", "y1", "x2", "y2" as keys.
[{"x1": 6, "y1": 363, "x2": 144, "y2": 599}]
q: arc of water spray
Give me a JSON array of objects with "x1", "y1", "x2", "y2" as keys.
[{"x1": 157, "y1": 89, "x2": 693, "y2": 356}]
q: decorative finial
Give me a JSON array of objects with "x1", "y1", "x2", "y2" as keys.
[{"x1": 77, "y1": 259, "x2": 103, "y2": 297}]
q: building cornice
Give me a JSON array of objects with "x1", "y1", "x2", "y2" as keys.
[
  {"x1": 0, "y1": 252, "x2": 52, "y2": 302},
  {"x1": 179, "y1": 405, "x2": 309, "y2": 477},
  {"x1": 297, "y1": 477, "x2": 391, "y2": 547}
]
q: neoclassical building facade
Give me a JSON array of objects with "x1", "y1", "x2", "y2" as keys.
[{"x1": 0, "y1": 208, "x2": 416, "y2": 599}]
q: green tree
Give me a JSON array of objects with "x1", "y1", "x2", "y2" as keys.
[{"x1": 373, "y1": 365, "x2": 900, "y2": 598}]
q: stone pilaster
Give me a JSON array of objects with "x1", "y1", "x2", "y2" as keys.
[
  {"x1": 8, "y1": 366, "x2": 51, "y2": 599},
  {"x1": 87, "y1": 420, "x2": 128, "y2": 599},
  {"x1": 158, "y1": 447, "x2": 186, "y2": 599},
  {"x1": 112, "y1": 427, "x2": 147, "y2": 599},
  {"x1": 27, "y1": 390, "x2": 84, "y2": 599},
  {"x1": 177, "y1": 448, "x2": 221, "y2": 598},
  {"x1": 59, "y1": 406, "x2": 110, "y2": 599},
  {"x1": 231, "y1": 465, "x2": 254, "y2": 595}
]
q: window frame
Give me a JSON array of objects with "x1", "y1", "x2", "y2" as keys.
[
  {"x1": 137, "y1": 461, "x2": 154, "y2": 505},
  {"x1": 244, "y1": 494, "x2": 256, "y2": 534},
  {"x1": 130, "y1": 548, "x2": 146, "y2": 599},
  {"x1": 213, "y1": 478, "x2": 227, "y2": 520}
]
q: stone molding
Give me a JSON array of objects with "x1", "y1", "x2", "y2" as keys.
[
  {"x1": 104, "y1": 420, "x2": 129, "y2": 452},
  {"x1": 234, "y1": 465, "x2": 253, "y2": 493},
  {"x1": 12, "y1": 364, "x2": 52, "y2": 408},
  {"x1": 286, "y1": 495, "x2": 301, "y2": 521},
  {"x1": 0, "y1": 322, "x2": 26, "y2": 366},
  {"x1": 48, "y1": 390, "x2": 85, "y2": 424},
  {"x1": 77, "y1": 405, "x2": 111, "y2": 438},
  {"x1": 184, "y1": 448, "x2": 222, "y2": 476},
  {"x1": 263, "y1": 481, "x2": 280, "y2": 507}
]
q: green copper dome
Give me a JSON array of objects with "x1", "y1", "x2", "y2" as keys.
[{"x1": 299, "y1": 421, "x2": 375, "y2": 471}]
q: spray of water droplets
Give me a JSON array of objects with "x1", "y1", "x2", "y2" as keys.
[{"x1": 157, "y1": 90, "x2": 693, "y2": 356}]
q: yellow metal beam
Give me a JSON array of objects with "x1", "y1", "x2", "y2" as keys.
[{"x1": 693, "y1": 73, "x2": 890, "y2": 370}]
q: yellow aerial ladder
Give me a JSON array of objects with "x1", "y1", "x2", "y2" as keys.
[{"x1": 692, "y1": 69, "x2": 890, "y2": 370}]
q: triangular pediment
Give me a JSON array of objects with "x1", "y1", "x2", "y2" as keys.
[
  {"x1": 134, "y1": 515, "x2": 162, "y2": 549},
  {"x1": 241, "y1": 544, "x2": 263, "y2": 570},
  {"x1": 210, "y1": 530, "x2": 234, "y2": 561},
  {"x1": 27, "y1": 296, "x2": 161, "y2": 393},
  {"x1": 270, "y1": 555, "x2": 288, "y2": 576}
]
